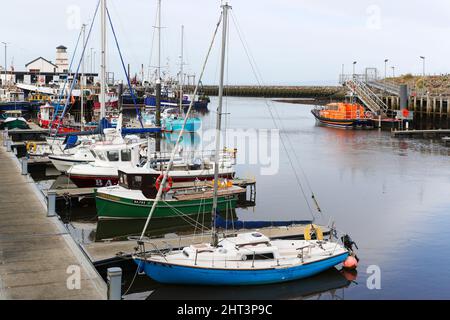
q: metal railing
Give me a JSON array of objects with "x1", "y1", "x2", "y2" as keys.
[{"x1": 344, "y1": 77, "x2": 389, "y2": 116}]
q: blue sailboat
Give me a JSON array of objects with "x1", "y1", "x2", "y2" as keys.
[
  {"x1": 132, "y1": 3, "x2": 352, "y2": 286},
  {"x1": 161, "y1": 108, "x2": 201, "y2": 132}
]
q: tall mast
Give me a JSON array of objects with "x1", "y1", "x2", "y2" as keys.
[
  {"x1": 211, "y1": 2, "x2": 230, "y2": 246},
  {"x1": 81, "y1": 23, "x2": 86, "y2": 131},
  {"x1": 155, "y1": 0, "x2": 162, "y2": 151},
  {"x1": 100, "y1": 0, "x2": 107, "y2": 120},
  {"x1": 179, "y1": 25, "x2": 184, "y2": 113},
  {"x1": 157, "y1": 0, "x2": 161, "y2": 81}
]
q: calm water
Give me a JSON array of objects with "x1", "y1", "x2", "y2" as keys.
[{"x1": 49, "y1": 96, "x2": 450, "y2": 299}]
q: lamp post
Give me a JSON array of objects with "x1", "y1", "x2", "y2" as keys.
[
  {"x1": 420, "y1": 56, "x2": 425, "y2": 77},
  {"x1": 391, "y1": 66, "x2": 395, "y2": 78},
  {"x1": 384, "y1": 58, "x2": 389, "y2": 93},
  {"x1": 1, "y1": 42, "x2": 8, "y2": 87},
  {"x1": 352, "y1": 61, "x2": 357, "y2": 78},
  {"x1": 90, "y1": 48, "x2": 94, "y2": 73}
]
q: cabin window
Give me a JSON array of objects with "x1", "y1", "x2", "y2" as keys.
[
  {"x1": 97, "y1": 151, "x2": 107, "y2": 161},
  {"x1": 131, "y1": 175, "x2": 142, "y2": 189},
  {"x1": 107, "y1": 150, "x2": 119, "y2": 162},
  {"x1": 243, "y1": 253, "x2": 274, "y2": 261},
  {"x1": 121, "y1": 149, "x2": 132, "y2": 162},
  {"x1": 120, "y1": 174, "x2": 128, "y2": 188},
  {"x1": 90, "y1": 150, "x2": 97, "y2": 159}
]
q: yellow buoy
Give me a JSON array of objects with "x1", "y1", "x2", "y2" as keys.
[
  {"x1": 304, "y1": 224, "x2": 324, "y2": 240},
  {"x1": 26, "y1": 142, "x2": 37, "y2": 153}
]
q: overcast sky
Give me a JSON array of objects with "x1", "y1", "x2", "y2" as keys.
[{"x1": 2, "y1": 0, "x2": 450, "y2": 85}]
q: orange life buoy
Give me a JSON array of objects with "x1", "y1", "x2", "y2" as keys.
[{"x1": 155, "y1": 174, "x2": 173, "y2": 192}]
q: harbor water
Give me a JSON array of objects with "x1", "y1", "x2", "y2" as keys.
[{"x1": 39, "y1": 96, "x2": 450, "y2": 299}]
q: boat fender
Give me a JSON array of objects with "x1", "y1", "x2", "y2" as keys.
[
  {"x1": 155, "y1": 174, "x2": 173, "y2": 193},
  {"x1": 26, "y1": 142, "x2": 37, "y2": 153},
  {"x1": 304, "y1": 224, "x2": 323, "y2": 241},
  {"x1": 343, "y1": 255, "x2": 358, "y2": 270}
]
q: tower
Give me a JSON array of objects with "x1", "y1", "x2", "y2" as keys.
[{"x1": 55, "y1": 45, "x2": 69, "y2": 73}]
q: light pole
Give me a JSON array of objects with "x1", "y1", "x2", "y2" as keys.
[
  {"x1": 420, "y1": 56, "x2": 425, "y2": 77},
  {"x1": 1, "y1": 42, "x2": 8, "y2": 87},
  {"x1": 93, "y1": 51, "x2": 96, "y2": 74},
  {"x1": 384, "y1": 58, "x2": 389, "y2": 92},
  {"x1": 391, "y1": 66, "x2": 395, "y2": 78},
  {"x1": 90, "y1": 48, "x2": 94, "y2": 73},
  {"x1": 352, "y1": 61, "x2": 357, "y2": 78}
]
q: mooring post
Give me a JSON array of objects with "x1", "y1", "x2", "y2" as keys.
[
  {"x1": 21, "y1": 157, "x2": 28, "y2": 175},
  {"x1": 6, "y1": 138, "x2": 11, "y2": 152},
  {"x1": 107, "y1": 267, "x2": 122, "y2": 300},
  {"x1": 47, "y1": 190, "x2": 56, "y2": 217},
  {"x1": 2, "y1": 129, "x2": 8, "y2": 146}
]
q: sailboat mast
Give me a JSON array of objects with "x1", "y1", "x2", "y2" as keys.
[
  {"x1": 157, "y1": 0, "x2": 161, "y2": 81},
  {"x1": 179, "y1": 25, "x2": 184, "y2": 113},
  {"x1": 155, "y1": 0, "x2": 162, "y2": 151},
  {"x1": 81, "y1": 23, "x2": 86, "y2": 131},
  {"x1": 100, "y1": 0, "x2": 107, "y2": 120},
  {"x1": 211, "y1": 2, "x2": 230, "y2": 246}
]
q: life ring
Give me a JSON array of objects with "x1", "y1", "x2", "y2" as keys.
[
  {"x1": 26, "y1": 142, "x2": 37, "y2": 153},
  {"x1": 365, "y1": 111, "x2": 374, "y2": 119},
  {"x1": 304, "y1": 224, "x2": 324, "y2": 241},
  {"x1": 155, "y1": 174, "x2": 173, "y2": 192}
]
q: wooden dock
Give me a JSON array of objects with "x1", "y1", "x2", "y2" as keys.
[
  {"x1": 83, "y1": 224, "x2": 330, "y2": 265},
  {"x1": 46, "y1": 177, "x2": 257, "y2": 200},
  {"x1": 0, "y1": 135, "x2": 106, "y2": 300}
]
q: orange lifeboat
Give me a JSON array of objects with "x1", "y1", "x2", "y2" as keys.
[{"x1": 311, "y1": 102, "x2": 374, "y2": 129}]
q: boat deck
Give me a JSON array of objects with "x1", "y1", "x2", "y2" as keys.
[
  {"x1": 0, "y1": 135, "x2": 106, "y2": 300},
  {"x1": 82, "y1": 224, "x2": 330, "y2": 265}
]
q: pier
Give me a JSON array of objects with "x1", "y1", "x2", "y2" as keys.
[{"x1": 0, "y1": 134, "x2": 106, "y2": 300}]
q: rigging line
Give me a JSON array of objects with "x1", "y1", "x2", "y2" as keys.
[
  {"x1": 229, "y1": 11, "x2": 317, "y2": 218},
  {"x1": 48, "y1": 13, "x2": 87, "y2": 137},
  {"x1": 139, "y1": 11, "x2": 224, "y2": 240},
  {"x1": 54, "y1": 1, "x2": 100, "y2": 137},
  {"x1": 229, "y1": 10, "x2": 317, "y2": 199},
  {"x1": 106, "y1": 6, "x2": 143, "y2": 128},
  {"x1": 161, "y1": 200, "x2": 212, "y2": 231}
]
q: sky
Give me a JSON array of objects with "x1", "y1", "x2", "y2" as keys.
[{"x1": 2, "y1": 0, "x2": 450, "y2": 85}]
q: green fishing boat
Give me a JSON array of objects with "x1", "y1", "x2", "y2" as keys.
[
  {"x1": 0, "y1": 111, "x2": 29, "y2": 130},
  {"x1": 95, "y1": 169, "x2": 245, "y2": 219}
]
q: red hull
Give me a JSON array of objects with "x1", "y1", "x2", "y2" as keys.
[
  {"x1": 69, "y1": 173, "x2": 235, "y2": 188},
  {"x1": 39, "y1": 119, "x2": 96, "y2": 133}
]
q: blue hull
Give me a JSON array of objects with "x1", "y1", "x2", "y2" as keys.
[
  {"x1": 0, "y1": 102, "x2": 32, "y2": 112},
  {"x1": 133, "y1": 252, "x2": 348, "y2": 286},
  {"x1": 163, "y1": 118, "x2": 201, "y2": 132}
]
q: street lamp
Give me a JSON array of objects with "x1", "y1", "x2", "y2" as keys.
[
  {"x1": 391, "y1": 66, "x2": 395, "y2": 78},
  {"x1": 1, "y1": 42, "x2": 8, "y2": 87},
  {"x1": 384, "y1": 59, "x2": 389, "y2": 92},
  {"x1": 420, "y1": 56, "x2": 425, "y2": 77},
  {"x1": 90, "y1": 48, "x2": 94, "y2": 73},
  {"x1": 352, "y1": 61, "x2": 357, "y2": 78}
]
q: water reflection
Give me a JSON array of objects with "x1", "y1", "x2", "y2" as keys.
[{"x1": 141, "y1": 268, "x2": 355, "y2": 300}]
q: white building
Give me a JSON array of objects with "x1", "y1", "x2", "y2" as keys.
[
  {"x1": 55, "y1": 45, "x2": 69, "y2": 73},
  {"x1": 25, "y1": 57, "x2": 58, "y2": 73}
]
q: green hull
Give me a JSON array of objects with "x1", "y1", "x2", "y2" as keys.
[
  {"x1": 95, "y1": 192, "x2": 238, "y2": 219},
  {"x1": 1, "y1": 119, "x2": 29, "y2": 130}
]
